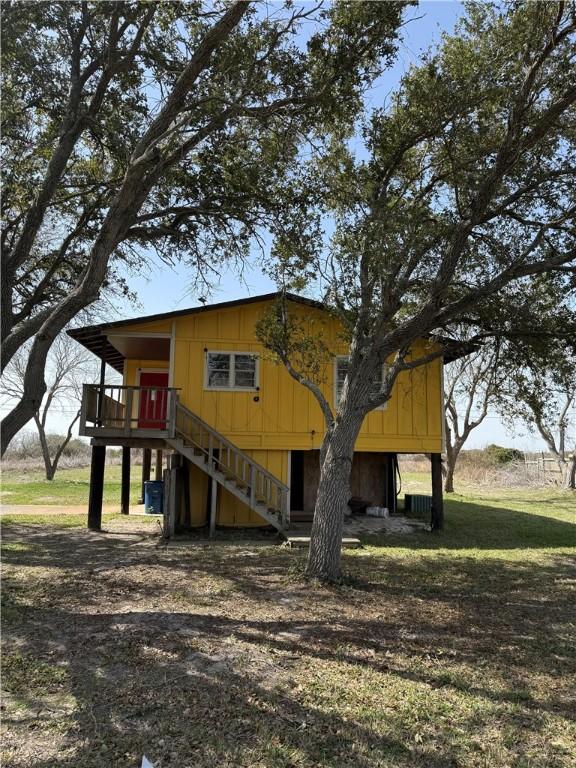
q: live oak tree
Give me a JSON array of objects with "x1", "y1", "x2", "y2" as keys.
[
  {"x1": 1, "y1": 0, "x2": 408, "y2": 453},
  {"x1": 258, "y1": 2, "x2": 576, "y2": 582},
  {"x1": 499, "y1": 328, "x2": 576, "y2": 489}
]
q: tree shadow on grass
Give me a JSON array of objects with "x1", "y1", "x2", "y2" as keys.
[
  {"x1": 3, "y1": 598, "x2": 571, "y2": 768},
  {"x1": 2, "y1": 601, "x2": 469, "y2": 768},
  {"x1": 3, "y1": 522, "x2": 576, "y2": 767}
]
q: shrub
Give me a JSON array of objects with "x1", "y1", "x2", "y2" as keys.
[{"x1": 485, "y1": 444, "x2": 525, "y2": 465}]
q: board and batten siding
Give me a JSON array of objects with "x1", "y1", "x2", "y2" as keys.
[
  {"x1": 123, "y1": 359, "x2": 169, "y2": 385},
  {"x1": 118, "y1": 298, "x2": 443, "y2": 527},
  {"x1": 120, "y1": 299, "x2": 444, "y2": 454}
]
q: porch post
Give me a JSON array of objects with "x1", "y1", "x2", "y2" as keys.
[
  {"x1": 88, "y1": 445, "x2": 106, "y2": 530},
  {"x1": 139, "y1": 448, "x2": 151, "y2": 504},
  {"x1": 155, "y1": 449, "x2": 163, "y2": 481},
  {"x1": 430, "y1": 453, "x2": 444, "y2": 531},
  {"x1": 96, "y1": 354, "x2": 106, "y2": 426},
  {"x1": 209, "y1": 477, "x2": 217, "y2": 538},
  {"x1": 387, "y1": 453, "x2": 398, "y2": 514},
  {"x1": 121, "y1": 447, "x2": 130, "y2": 515}
]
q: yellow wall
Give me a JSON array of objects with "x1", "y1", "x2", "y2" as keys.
[
  {"x1": 120, "y1": 302, "x2": 444, "y2": 451},
  {"x1": 117, "y1": 299, "x2": 444, "y2": 527},
  {"x1": 123, "y1": 358, "x2": 169, "y2": 386},
  {"x1": 181, "y1": 449, "x2": 289, "y2": 528},
  {"x1": 167, "y1": 299, "x2": 443, "y2": 454}
]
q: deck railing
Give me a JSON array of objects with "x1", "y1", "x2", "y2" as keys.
[
  {"x1": 79, "y1": 385, "x2": 289, "y2": 526},
  {"x1": 80, "y1": 384, "x2": 179, "y2": 436}
]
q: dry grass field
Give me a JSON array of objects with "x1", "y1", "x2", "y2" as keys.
[{"x1": 1, "y1": 470, "x2": 575, "y2": 768}]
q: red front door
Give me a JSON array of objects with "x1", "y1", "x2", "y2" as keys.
[{"x1": 138, "y1": 371, "x2": 169, "y2": 429}]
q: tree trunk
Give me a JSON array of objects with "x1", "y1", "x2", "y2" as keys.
[
  {"x1": 306, "y1": 416, "x2": 362, "y2": 583},
  {"x1": 555, "y1": 455, "x2": 567, "y2": 476},
  {"x1": 444, "y1": 416, "x2": 457, "y2": 493},
  {"x1": 444, "y1": 437, "x2": 465, "y2": 493},
  {"x1": 33, "y1": 410, "x2": 79, "y2": 481},
  {"x1": 0, "y1": 1, "x2": 250, "y2": 455},
  {"x1": 564, "y1": 454, "x2": 576, "y2": 490},
  {"x1": 444, "y1": 455, "x2": 456, "y2": 493},
  {"x1": 34, "y1": 415, "x2": 54, "y2": 481}
]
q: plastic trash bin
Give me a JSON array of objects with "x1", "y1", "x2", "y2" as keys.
[{"x1": 144, "y1": 480, "x2": 164, "y2": 515}]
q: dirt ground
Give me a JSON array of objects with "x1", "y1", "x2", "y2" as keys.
[
  {"x1": 0, "y1": 505, "x2": 148, "y2": 516},
  {"x1": 2, "y1": 505, "x2": 575, "y2": 768}
]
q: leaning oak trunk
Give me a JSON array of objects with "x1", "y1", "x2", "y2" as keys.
[
  {"x1": 444, "y1": 434, "x2": 466, "y2": 493},
  {"x1": 564, "y1": 454, "x2": 576, "y2": 490},
  {"x1": 306, "y1": 414, "x2": 363, "y2": 583},
  {"x1": 35, "y1": 420, "x2": 56, "y2": 481},
  {"x1": 444, "y1": 459, "x2": 456, "y2": 493},
  {"x1": 1, "y1": 2, "x2": 250, "y2": 455}
]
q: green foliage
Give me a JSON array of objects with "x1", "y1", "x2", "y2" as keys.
[
  {"x1": 2, "y1": 1, "x2": 409, "y2": 327},
  {"x1": 257, "y1": 2, "x2": 576, "y2": 579},
  {"x1": 263, "y1": 1, "x2": 576, "y2": 414},
  {"x1": 485, "y1": 444, "x2": 525, "y2": 466},
  {"x1": 255, "y1": 298, "x2": 333, "y2": 386},
  {"x1": 1, "y1": 1, "x2": 412, "y2": 451}
]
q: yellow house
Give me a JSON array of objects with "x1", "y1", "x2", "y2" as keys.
[{"x1": 70, "y1": 293, "x2": 451, "y2": 534}]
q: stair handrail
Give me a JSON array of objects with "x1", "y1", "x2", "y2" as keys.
[{"x1": 174, "y1": 400, "x2": 289, "y2": 492}]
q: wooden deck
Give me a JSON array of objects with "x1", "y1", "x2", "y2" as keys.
[
  {"x1": 79, "y1": 384, "x2": 179, "y2": 441},
  {"x1": 81, "y1": 384, "x2": 289, "y2": 535}
]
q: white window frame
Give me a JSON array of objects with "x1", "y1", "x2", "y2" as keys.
[
  {"x1": 204, "y1": 350, "x2": 260, "y2": 392},
  {"x1": 333, "y1": 356, "x2": 388, "y2": 411}
]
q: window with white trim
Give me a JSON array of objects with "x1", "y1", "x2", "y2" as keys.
[
  {"x1": 335, "y1": 357, "x2": 388, "y2": 409},
  {"x1": 205, "y1": 352, "x2": 258, "y2": 390}
]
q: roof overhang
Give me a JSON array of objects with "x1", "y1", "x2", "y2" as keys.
[
  {"x1": 67, "y1": 328, "x2": 171, "y2": 374},
  {"x1": 67, "y1": 326, "x2": 126, "y2": 373},
  {"x1": 66, "y1": 293, "x2": 317, "y2": 371},
  {"x1": 67, "y1": 292, "x2": 476, "y2": 370},
  {"x1": 106, "y1": 333, "x2": 171, "y2": 361}
]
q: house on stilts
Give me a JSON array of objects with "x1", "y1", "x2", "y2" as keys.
[{"x1": 69, "y1": 292, "x2": 459, "y2": 537}]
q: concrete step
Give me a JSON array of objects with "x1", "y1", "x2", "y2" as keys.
[{"x1": 283, "y1": 536, "x2": 362, "y2": 549}]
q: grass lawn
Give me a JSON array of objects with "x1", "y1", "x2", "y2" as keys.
[
  {"x1": 1, "y1": 477, "x2": 575, "y2": 767},
  {"x1": 1, "y1": 464, "x2": 143, "y2": 506}
]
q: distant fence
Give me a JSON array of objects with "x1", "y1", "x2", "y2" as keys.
[{"x1": 524, "y1": 453, "x2": 564, "y2": 484}]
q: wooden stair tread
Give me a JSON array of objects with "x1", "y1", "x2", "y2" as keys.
[{"x1": 168, "y1": 413, "x2": 288, "y2": 533}]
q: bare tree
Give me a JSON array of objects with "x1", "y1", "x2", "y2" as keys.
[
  {"x1": 444, "y1": 344, "x2": 503, "y2": 492},
  {"x1": 1, "y1": 335, "x2": 97, "y2": 479},
  {"x1": 501, "y1": 366, "x2": 576, "y2": 489}
]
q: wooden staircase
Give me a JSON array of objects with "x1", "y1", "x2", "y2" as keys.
[{"x1": 165, "y1": 400, "x2": 289, "y2": 533}]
